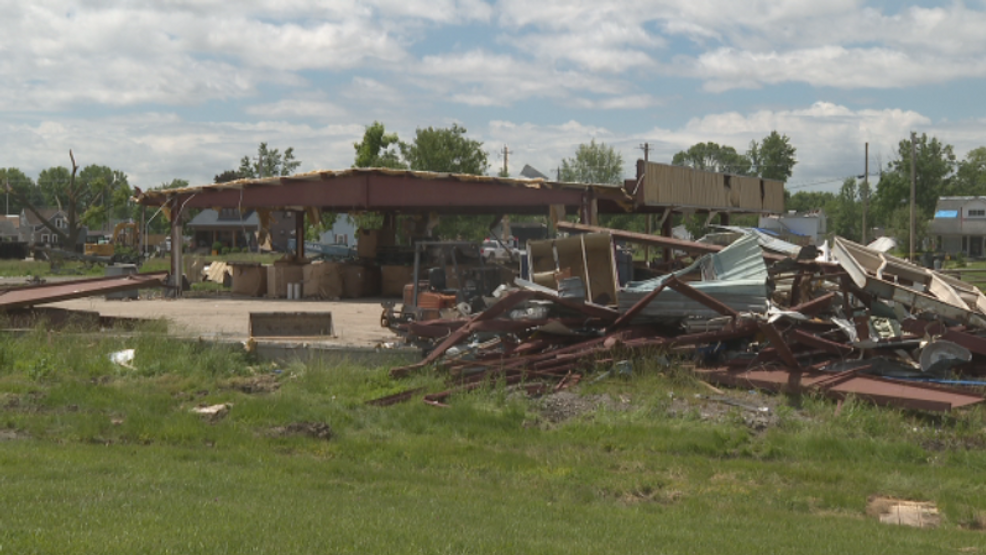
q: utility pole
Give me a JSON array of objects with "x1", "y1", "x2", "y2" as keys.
[
  {"x1": 640, "y1": 142, "x2": 652, "y2": 260},
  {"x1": 4, "y1": 177, "x2": 8, "y2": 216},
  {"x1": 910, "y1": 131, "x2": 917, "y2": 262},
  {"x1": 862, "y1": 143, "x2": 868, "y2": 244}
]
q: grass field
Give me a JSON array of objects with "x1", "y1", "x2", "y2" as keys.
[{"x1": 2, "y1": 325, "x2": 986, "y2": 553}]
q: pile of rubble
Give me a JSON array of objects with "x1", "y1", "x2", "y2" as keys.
[{"x1": 380, "y1": 227, "x2": 986, "y2": 412}]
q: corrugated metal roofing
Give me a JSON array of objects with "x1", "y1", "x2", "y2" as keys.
[
  {"x1": 711, "y1": 226, "x2": 802, "y2": 256},
  {"x1": 620, "y1": 233, "x2": 768, "y2": 321}
]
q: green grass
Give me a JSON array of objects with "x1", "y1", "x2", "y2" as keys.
[{"x1": 2, "y1": 328, "x2": 986, "y2": 553}]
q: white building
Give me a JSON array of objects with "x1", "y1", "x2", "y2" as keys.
[{"x1": 758, "y1": 210, "x2": 827, "y2": 246}]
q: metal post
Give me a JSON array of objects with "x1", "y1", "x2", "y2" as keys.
[
  {"x1": 910, "y1": 131, "x2": 917, "y2": 262},
  {"x1": 170, "y1": 198, "x2": 183, "y2": 297},
  {"x1": 862, "y1": 142, "x2": 868, "y2": 244},
  {"x1": 294, "y1": 211, "x2": 305, "y2": 260}
]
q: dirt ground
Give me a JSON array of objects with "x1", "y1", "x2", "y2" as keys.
[{"x1": 47, "y1": 294, "x2": 397, "y2": 347}]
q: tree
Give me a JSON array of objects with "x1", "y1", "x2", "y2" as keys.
[
  {"x1": 353, "y1": 122, "x2": 406, "y2": 169},
  {"x1": 832, "y1": 178, "x2": 861, "y2": 241},
  {"x1": 214, "y1": 170, "x2": 242, "y2": 184},
  {"x1": 672, "y1": 142, "x2": 751, "y2": 175},
  {"x1": 238, "y1": 143, "x2": 302, "y2": 178},
  {"x1": 559, "y1": 139, "x2": 624, "y2": 184},
  {"x1": 872, "y1": 133, "x2": 956, "y2": 227},
  {"x1": 0, "y1": 168, "x2": 45, "y2": 215},
  {"x1": 14, "y1": 151, "x2": 85, "y2": 246},
  {"x1": 948, "y1": 146, "x2": 986, "y2": 197},
  {"x1": 400, "y1": 124, "x2": 489, "y2": 175},
  {"x1": 74, "y1": 165, "x2": 132, "y2": 231},
  {"x1": 786, "y1": 191, "x2": 837, "y2": 214},
  {"x1": 748, "y1": 131, "x2": 797, "y2": 182}
]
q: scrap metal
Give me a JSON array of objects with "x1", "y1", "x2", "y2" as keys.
[
  {"x1": 372, "y1": 226, "x2": 986, "y2": 413},
  {"x1": 0, "y1": 271, "x2": 168, "y2": 311}
]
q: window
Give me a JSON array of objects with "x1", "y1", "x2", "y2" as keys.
[{"x1": 969, "y1": 209, "x2": 986, "y2": 217}]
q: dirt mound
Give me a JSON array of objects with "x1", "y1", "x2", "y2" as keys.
[
  {"x1": 0, "y1": 429, "x2": 30, "y2": 441},
  {"x1": 224, "y1": 374, "x2": 280, "y2": 394},
  {"x1": 535, "y1": 391, "x2": 630, "y2": 424},
  {"x1": 270, "y1": 421, "x2": 334, "y2": 440}
]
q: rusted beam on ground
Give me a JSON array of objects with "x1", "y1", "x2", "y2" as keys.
[
  {"x1": 695, "y1": 366, "x2": 984, "y2": 412},
  {"x1": 0, "y1": 272, "x2": 168, "y2": 311},
  {"x1": 365, "y1": 387, "x2": 427, "y2": 407}
]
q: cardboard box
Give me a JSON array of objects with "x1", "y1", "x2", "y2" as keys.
[
  {"x1": 231, "y1": 263, "x2": 267, "y2": 297},
  {"x1": 381, "y1": 265, "x2": 416, "y2": 298},
  {"x1": 303, "y1": 262, "x2": 344, "y2": 299},
  {"x1": 267, "y1": 262, "x2": 305, "y2": 299},
  {"x1": 357, "y1": 227, "x2": 395, "y2": 259}
]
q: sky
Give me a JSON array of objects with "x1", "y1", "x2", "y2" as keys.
[{"x1": 2, "y1": 0, "x2": 986, "y2": 194}]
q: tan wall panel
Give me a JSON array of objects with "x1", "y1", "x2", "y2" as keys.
[{"x1": 641, "y1": 162, "x2": 783, "y2": 213}]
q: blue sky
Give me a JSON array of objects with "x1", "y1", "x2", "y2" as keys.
[{"x1": 2, "y1": 0, "x2": 985, "y2": 194}]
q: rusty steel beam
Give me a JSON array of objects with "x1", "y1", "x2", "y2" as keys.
[
  {"x1": 695, "y1": 366, "x2": 983, "y2": 411},
  {"x1": 787, "y1": 328, "x2": 854, "y2": 356},
  {"x1": 609, "y1": 279, "x2": 670, "y2": 331},
  {"x1": 141, "y1": 172, "x2": 594, "y2": 215},
  {"x1": 557, "y1": 221, "x2": 787, "y2": 261},
  {"x1": 365, "y1": 387, "x2": 427, "y2": 407},
  {"x1": 788, "y1": 292, "x2": 838, "y2": 316},
  {"x1": 759, "y1": 323, "x2": 802, "y2": 371},
  {"x1": 666, "y1": 275, "x2": 740, "y2": 318},
  {"x1": 0, "y1": 272, "x2": 168, "y2": 311}
]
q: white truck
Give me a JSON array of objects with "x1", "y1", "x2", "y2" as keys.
[{"x1": 481, "y1": 237, "x2": 523, "y2": 262}]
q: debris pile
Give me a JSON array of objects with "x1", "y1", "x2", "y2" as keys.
[{"x1": 381, "y1": 227, "x2": 986, "y2": 412}]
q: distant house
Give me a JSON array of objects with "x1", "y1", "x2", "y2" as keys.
[
  {"x1": 18, "y1": 208, "x2": 77, "y2": 246},
  {"x1": 758, "y1": 209, "x2": 827, "y2": 246},
  {"x1": 187, "y1": 208, "x2": 260, "y2": 251},
  {"x1": 0, "y1": 215, "x2": 21, "y2": 242},
  {"x1": 187, "y1": 208, "x2": 300, "y2": 252},
  {"x1": 930, "y1": 197, "x2": 986, "y2": 257}
]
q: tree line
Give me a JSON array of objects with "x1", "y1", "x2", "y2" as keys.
[{"x1": 7, "y1": 124, "x2": 982, "y2": 251}]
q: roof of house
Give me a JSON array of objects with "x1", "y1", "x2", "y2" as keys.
[
  {"x1": 934, "y1": 197, "x2": 974, "y2": 213},
  {"x1": 20, "y1": 208, "x2": 66, "y2": 227},
  {"x1": 187, "y1": 209, "x2": 260, "y2": 229}
]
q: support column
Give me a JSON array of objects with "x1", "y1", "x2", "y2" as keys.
[
  {"x1": 295, "y1": 211, "x2": 305, "y2": 260},
  {"x1": 169, "y1": 198, "x2": 183, "y2": 297},
  {"x1": 720, "y1": 212, "x2": 730, "y2": 226},
  {"x1": 662, "y1": 212, "x2": 672, "y2": 263}
]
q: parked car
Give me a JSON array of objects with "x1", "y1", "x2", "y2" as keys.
[{"x1": 481, "y1": 237, "x2": 523, "y2": 262}]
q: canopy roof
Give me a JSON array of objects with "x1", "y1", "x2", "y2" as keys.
[{"x1": 135, "y1": 167, "x2": 632, "y2": 216}]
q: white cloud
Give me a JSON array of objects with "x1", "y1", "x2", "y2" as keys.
[
  {"x1": 0, "y1": 114, "x2": 368, "y2": 188},
  {"x1": 245, "y1": 98, "x2": 348, "y2": 121},
  {"x1": 693, "y1": 47, "x2": 986, "y2": 91},
  {"x1": 413, "y1": 50, "x2": 625, "y2": 106}
]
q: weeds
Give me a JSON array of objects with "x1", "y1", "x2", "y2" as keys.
[{"x1": 2, "y1": 323, "x2": 986, "y2": 553}]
